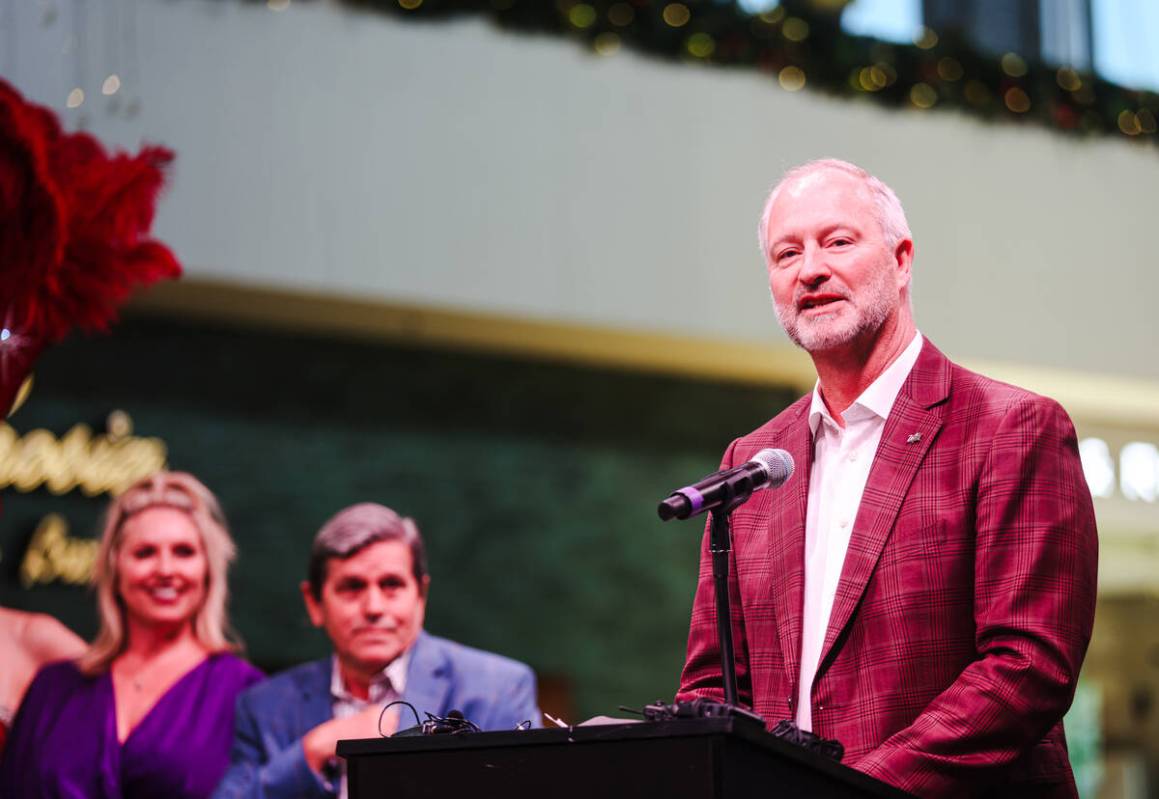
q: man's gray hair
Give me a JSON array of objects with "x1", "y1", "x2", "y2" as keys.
[
  {"x1": 757, "y1": 158, "x2": 912, "y2": 261},
  {"x1": 306, "y1": 502, "x2": 428, "y2": 599}
]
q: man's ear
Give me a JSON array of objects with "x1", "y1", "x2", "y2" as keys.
[
  {"x1": 301, "y1": 580, "x2": 325, "y2": 628},
  {"x1": 418, "y1": 575, "x2": 431, "y2": 600},
  {"x1": 894, "y1": 238, "x2": 914, "y2": 287}
]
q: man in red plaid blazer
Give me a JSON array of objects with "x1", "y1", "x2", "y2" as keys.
[{"x1": 678, "y1": 160, "x2": 1098, "y2": 798}]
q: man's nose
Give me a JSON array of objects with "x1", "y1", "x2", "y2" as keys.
[
  {"x1": 798, "y1": 243, "x2": 831, "y2": 285},
  {"x1": 363, "y1": 586, "x2": 387, "y2": 617}
]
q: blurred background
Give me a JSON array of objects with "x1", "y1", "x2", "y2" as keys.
[{"x1": 1, "y1": 0, "x2": 1157, "y2": 795}]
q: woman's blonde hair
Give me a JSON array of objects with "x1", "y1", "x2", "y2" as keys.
[{"x1": 77, "y1": 472, "x2": 240, "y2": 674}]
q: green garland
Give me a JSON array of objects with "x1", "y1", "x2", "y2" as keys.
[{"x1": 326, "y1": 0, "x2": 1158, "y2": 146}]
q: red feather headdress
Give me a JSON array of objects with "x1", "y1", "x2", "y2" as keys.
[{"x1": 0, "y1": 79, "x2": 181, "y2": 415}]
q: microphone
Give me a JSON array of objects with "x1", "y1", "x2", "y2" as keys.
[{"x1": 658, "y1": 448, "x2": 794, "y2": 521}]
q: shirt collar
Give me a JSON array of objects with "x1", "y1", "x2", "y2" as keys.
[
  {"x1": 330, "y1": 648, "x2": 411, "y2": 703},
  {"x1": 385, "y1": 649, "x2": 409, "y2": 695},
  {"x1": 808, "y1": 330, "x2": 923, "y2": 434}
]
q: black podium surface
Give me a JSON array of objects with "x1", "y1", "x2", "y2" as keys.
[{"x1": 338, "y1": 718, "x2": 913, "y2": 798}]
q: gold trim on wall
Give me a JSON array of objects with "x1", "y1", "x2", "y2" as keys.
[
  {"x1": 128, "y1": 278, "x2": 1159, "y2": 431},
  {"x1": 129, "y1": 279, "x2": 819, "y2": 389}
]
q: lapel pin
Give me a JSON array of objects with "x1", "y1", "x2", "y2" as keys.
[{"x1": 906, "y1": 433, "x2": 922, "y2": 444}]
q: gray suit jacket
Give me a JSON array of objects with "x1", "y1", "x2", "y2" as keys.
[{"x1": 212, "y1": 632, "x2": 540, "y2": 798}]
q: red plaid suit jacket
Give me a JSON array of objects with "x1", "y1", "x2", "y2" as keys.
[{"x1": 678, "y1": 339, "x2": 1098, "y2": 798}]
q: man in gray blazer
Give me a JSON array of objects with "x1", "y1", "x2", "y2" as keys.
[{"x1": 214, "y1": 503, "x2": 541, "y2": 799}]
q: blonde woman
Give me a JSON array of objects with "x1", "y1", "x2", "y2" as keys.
[{"x1": 0, "y1": 473, "x2": 263, "y2": 798}]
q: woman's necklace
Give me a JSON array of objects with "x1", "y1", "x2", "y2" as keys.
[{"x1": 118, "y1": 661, "x2": 149, "y2": 693}]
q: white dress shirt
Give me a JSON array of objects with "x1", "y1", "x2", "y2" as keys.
[
  {"x1": 330, "y1": 652, "x2": 409, "y2": 799},
  {"x1": 795, "y1": 331, "x2": 923, "y2": 731}
]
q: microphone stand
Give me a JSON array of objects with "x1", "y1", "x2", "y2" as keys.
[
  {"x1": 650, "y1": 471, "x2": 846, "y2": 758},
  {"x1": 655, "y1": 466, "x2": 770, "y2": 728},
  {"x1": 708, "y1": 482, "x2": 748, "y2": 710}
]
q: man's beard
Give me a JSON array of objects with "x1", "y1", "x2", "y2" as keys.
[{"x1": 774, "y1": 265, "x2": 897, "y2": 353}]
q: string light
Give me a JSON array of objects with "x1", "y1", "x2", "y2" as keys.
[
  {"x1": 1056, "y1": 67, "x2": 1082, "y2": 92},
  {"x1": 568, "y1": 4, "x2": 595, "y2": 29},
  {"x1": 1000, "y1": 52, "x2": 1027, "y2": 78},
  {"x1": 593, "y1": 32, "x2": 620, "y2": 56},
  {"x1": 759, "y1": 7, "x2": 786, "y2": 24},
  {"x1": 1117, "y1": 110, "x2": 1144, "y2": 136},
  {"x1": 662, "y1": 4, "x2": 690, "y2": 28},
  {"x1": 101, "y1": 74, "x2": 121, "y2": 96},
  {"x1": 778, "y1": 66, "x2": 805, "y2": 92},
  {"x1": 909, "y1": 83, "x2": 937, "y2": 109},
  {"x1": 857, "y1": 66, "x2": 890, "y2": 92},
  {"x1": 1004, "y1": 87, "x2": 1031, "y2": 114},
  {"x1": 782, "y1": 17, "x2": 809, "y2": 42},
  {"x1": 66, "y1": 88, "x2": 84, "y2": 108},
  {"x1": 686, "y1": 32, "x2": 714, "y2": 59},
  {"x1": 913, "y1": 27, "x2": 938, "y2": 50}
]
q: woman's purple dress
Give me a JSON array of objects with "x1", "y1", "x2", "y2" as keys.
[{"x1": 0, "y1": 652, "x2": 264, "y2": 798}]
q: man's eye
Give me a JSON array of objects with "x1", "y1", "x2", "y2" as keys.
[
  {"x1": 829, "y1": 238, "x2": 852, "y2": 247},
  {"x1": 776, "y1": 249, "x2": 799, "y2": 262}
]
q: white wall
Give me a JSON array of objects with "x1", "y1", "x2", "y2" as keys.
[{"x1": 8, "y1": 0, "x2": 1159, "y2": 382}]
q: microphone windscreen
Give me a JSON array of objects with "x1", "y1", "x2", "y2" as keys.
[{"x1": 752, "y1": 448, "x2": 794, "y2": 485}]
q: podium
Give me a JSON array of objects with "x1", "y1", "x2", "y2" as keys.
[{"x1": 337, "y1": 717, "x2": 913, "y2": 798}]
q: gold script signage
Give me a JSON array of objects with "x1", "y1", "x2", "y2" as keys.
[
  {"x1": 0, "y1": 411, "x2": 166, "y2": 496},
  {"x1": 19, "y1": 513, "x2": 99, "y2": 588},
  {"x1": 0, "y1": 411, "x2": 167, "y2": 587}
]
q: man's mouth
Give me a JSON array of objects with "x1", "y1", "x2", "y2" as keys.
[
  {"x1": 799, "y1": 294, "x2": 845, "y2": 312},
  {"x1": 354, "y1": 626, "x2": 399, "y2": 637}
]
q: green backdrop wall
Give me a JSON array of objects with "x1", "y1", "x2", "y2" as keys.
[{"x1": 0, "y1": 315, "x2": 796, "y2": 719}]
